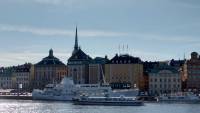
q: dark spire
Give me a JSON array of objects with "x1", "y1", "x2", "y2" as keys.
[
  {"x1": 74, "y1": 26, "x2": 78, "y2": 50},
  {"x1": 49, "y1": 49, "x2": 53, "y2": 57},
  {"x1": 73, "y1": 26, "x2": 79, "y2": 55}
]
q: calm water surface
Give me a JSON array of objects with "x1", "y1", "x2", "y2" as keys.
[{"x1": 0, "y1": 99, "x2": 200, "y2": 113}]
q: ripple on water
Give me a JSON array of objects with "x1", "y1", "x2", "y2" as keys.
[{"x1": 1, "y1": 100, "x2": 200, "y2": 113}]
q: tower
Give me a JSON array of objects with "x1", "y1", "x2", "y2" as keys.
[{"x1": 49, "y1": 48, "x2": 53, "y2": 57}]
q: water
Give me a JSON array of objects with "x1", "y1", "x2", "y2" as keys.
[{"x1": 0, "y1": 99, "x2": 200, "y2": 113}]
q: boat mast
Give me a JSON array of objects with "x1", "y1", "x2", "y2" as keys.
[{"x1": 100, "y1": 64, "x2": 106, "y2": 84}]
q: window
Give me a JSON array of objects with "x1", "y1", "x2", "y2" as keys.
[{"x1": 164, "y1": 84, "x2": 167, "y2": 88}]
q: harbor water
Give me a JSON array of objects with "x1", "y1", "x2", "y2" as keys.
[{"x1": 0, "y1": 99, "x2": 200, "y2": 113}]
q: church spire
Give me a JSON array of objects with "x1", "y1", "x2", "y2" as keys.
[
  {"x1": 73, "y1": 26, "x2": 79, "y2": 55},
  {"x1": 74, "y1": 26, "x2": 78, "y2": 50}
]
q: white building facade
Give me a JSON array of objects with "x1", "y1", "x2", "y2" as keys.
[{"x1": 149, "y1": 66, "x2": 181, "y2": 96}]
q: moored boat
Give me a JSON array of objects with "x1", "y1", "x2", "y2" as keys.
[{"x1": 32, "y1": 77, "x2": 113, "y2": 101}]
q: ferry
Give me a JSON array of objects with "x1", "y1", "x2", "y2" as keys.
[
  {"x1": 32, "y1": 77, "x2": 121, "y2": 101},
  {"x1": 73, "y1": 95, "x2": 144, "y2": 106}
]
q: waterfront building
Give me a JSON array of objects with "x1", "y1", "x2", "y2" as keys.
[
  {"x1": 89, "y1": 57, "x2": 109, "y2": 84},
  {"x1": 67, "y1": 27, "x2": 92, "y2": 84},
  {"x1": 148, "y1": 65, "x2": 181, "y2": 96},
  {"x1": 0, "y1": 67, "x2": 15, "y2": 89},
  {"x1": 33, "y1": 49, "x2": 67, "y2": 89},
  {"x1": 13, "y1": 63, "x2": 34, "y2": 91},
  {"x1": 183, "y1": 52, "x2": 200, "y2": 91},
  {"x1": 105, "y1": 54, "x2": 143, "y2": 89}
]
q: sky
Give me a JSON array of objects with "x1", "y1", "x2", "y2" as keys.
[{"x1": 0, "y1": 0, "x2": 200, "y2": 66}]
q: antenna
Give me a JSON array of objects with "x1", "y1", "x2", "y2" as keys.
[
  {"x1": 118, "y1": 44, "x2": 121, "y2": 55},
  {"x1": 127, "y1": 44, "x2": 128, "y2": 54},
  {"x1": 122, "y1": 44, "x2": 124, "y2": 54},
  {"x1": 184, "y1": 53, "x2": 186, "y2": 60}
]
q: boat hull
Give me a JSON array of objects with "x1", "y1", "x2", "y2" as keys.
[
  {"x1": 73, "y1": 100, "x2": 143, "y2": 106},
  {"x1": 32, "y1": 94, "x2": 74, "y2": 101}
]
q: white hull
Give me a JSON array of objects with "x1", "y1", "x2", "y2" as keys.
[{"x1": 32, "y1": 93, "x2": 74, "y2": 101}]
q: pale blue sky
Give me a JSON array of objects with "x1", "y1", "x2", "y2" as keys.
[{"x1": 0, "y1": 0, "x2": 200, "y2": 66}]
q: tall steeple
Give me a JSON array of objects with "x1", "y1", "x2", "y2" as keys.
[
  {"x1": 73, "y1": 26, "x2": 79, "y2": 55},
  {"x1": 74, "y1": 26, "x2": 78, "y2": 50}
]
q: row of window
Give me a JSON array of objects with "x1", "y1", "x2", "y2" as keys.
[
  {"x1": 16, "y1": 78, "x2": 29, "y2": 81},
  {"x1": 112, "y1": 60, "x2": 132, "y2": 64},
  {"x1": 0, "y1": 77, "x2": 11, "y2": 80},
  {"x1": 188, "y1": 71, "x2": 200, "y2": 74},
  {"x1": 150, "y1": 78, "x2": 180, "y2": 82},
  {"x1": 0, "y1": 82, "x2": 12, "y2": 86},
  {"x1": 188, "y1": 76, "x2": 200, "y2": 79},
  {"x1": 36, "y1": 72, "x2": 66, "y2": 76},
  {"x1": 150, "y1": 74, "x2": 179, "y2": 76},
  {"x1": 150, "y1": 84, "x2": 180, "y2": 88},
  {"x1": 111, "y1": 76, "x2": 130, "y2": 80},
  {"x1": 36, "y1": 67, "x2": 66, "y2": 71},
  {"x1": 149, "y1": 90, "x2": 179, "y2": 95},
  {"x1": 35, "y1": 75, "x2": 63, "y2": 81},
  {"x1": 16, "y1": 73, "x2": 30, "y2": 76}
]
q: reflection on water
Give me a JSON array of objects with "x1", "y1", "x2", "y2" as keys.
[{"x1": 0, "y1": 99, "x2": 200, "y2": 113}]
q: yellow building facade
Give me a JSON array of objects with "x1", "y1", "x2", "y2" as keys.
[{"x1": 105, "y1": 54, "x2": 143, "y2": 89}]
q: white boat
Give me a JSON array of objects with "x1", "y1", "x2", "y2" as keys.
[
  {"x1": 73, "y1": 95, "x2": 144, "y2": 106},
  {"x1": 158, "y1": 92, "x2": 200, "y2": 103},
  {"x1": 32, "y1": 76, "x2": 139, "y2": 101},
  {"x1": 32, "y1": 77, "x2": 114, "y2": 101}
]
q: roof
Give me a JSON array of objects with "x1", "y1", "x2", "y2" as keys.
[
  {"x1": 68, "y1": 48, "x2": 92, "y2": 62},
  {"x1": 149, "y1": 65, "x2": 179, "y2": 74},
  {"x1": 107, "y1": 54, "x2": 142, "y2": 64},
  {"x1": 36, "y1": 49, "x2": 66, "y2": 66},
  {"x1": 91, "y1": 57, "x2": 109, "y2": 64}
]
